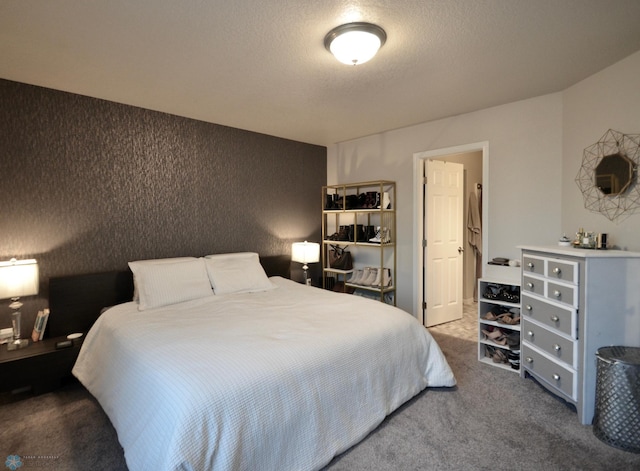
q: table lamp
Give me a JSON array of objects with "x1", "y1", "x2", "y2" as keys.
[
  {"x1": 0, "y1": 258, "x2": 39, "y2": 345},
  {"x1": 292, "y1": 241, "x2": 320, "y2": 286}
]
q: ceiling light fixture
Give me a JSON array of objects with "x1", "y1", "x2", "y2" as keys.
[{"x1": 324, "y1": 22, "x2": 387, "y2": 66}]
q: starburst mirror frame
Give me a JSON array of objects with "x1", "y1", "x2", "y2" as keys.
[{"x1": 575, "y1": 129, "x2": 640, "y2": 222}]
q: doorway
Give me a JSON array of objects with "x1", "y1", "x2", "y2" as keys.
[{"x1": 413, "y1": 142, "x2": 488, "y2": 327}]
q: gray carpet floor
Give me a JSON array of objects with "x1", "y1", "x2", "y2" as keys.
[{"x1": 1, "y1": 303, "x2": 639, "y2": 470}]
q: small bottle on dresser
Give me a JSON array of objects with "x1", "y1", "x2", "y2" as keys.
[{"x1": 596, "y1": 233, "x2": 608, "y2": 249}]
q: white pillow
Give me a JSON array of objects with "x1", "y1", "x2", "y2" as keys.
[
  {"x1": 204, "y1": 252, "x2": 275, "y2": 295},
  {"x1": 130, "y1": 257, "x2": 197, "y2": 302},
  {"x1": 128, "y1": 258, "x2": 213, "y2": 310}
]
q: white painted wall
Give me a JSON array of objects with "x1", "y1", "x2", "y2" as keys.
[
  {"x1": 328, "y1": 93, "x2": 563, "y2": 315},
  {"x1": 562, "y1": 50, "x2": 640, "y2": 251}
]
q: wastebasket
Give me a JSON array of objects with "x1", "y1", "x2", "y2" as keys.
[{"x1": 593, "y1": 346, "x2": 640, "y2": 453}]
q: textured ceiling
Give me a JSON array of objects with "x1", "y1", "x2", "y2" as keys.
[{"x1": 2, "y1": 0, "x2": 640, "y2": 146}]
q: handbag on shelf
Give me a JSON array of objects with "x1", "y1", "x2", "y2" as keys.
[{"x1": 329, "y1": 245, "x2": 353, "y2": 270}]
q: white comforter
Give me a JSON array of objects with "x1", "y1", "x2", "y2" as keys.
[{"x1": 73, "y1": 277, "x2": 455, "y2": 471}]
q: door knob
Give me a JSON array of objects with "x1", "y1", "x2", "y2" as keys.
[{"x1": 458, "y1": 247, "x2": 464, "y2": 253}]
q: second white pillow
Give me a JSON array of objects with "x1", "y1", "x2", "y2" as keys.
[{"x1": 204, "y1": 252, "x2": 275, "y2": 295}]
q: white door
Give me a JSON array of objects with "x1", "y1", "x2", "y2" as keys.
[{"x1": 424, "y1": 159, "x2": 464, "y2": 327}]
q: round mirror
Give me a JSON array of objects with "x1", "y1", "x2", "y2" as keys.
[{"x1": 595, "y1": 152, "x2": 634, "y2": 196}]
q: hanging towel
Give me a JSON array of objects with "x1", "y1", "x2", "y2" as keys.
[
  {"x1": 468, "y1": 191, "x2": 482, "y2": 301},
  {"x1": 467, "y1": 192, "x2": 482, "y2": 255}
]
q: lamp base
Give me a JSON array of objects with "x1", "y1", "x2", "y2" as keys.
[{"x1": 7, "y1": 338, "x2": 30, "y2": 351}]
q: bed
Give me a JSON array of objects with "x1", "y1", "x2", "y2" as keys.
[{"x1": 70, "y1": 253, "x2": 456, "y2": 471}]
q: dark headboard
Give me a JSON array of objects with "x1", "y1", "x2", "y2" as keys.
[
  {"x1": 260, "y1": 255, "x2": 290, "y2": 279},
  {"x1": 47, "y1": 255, "x2": 290, "y2": 338},
  {"x1": 48, "y1": 271, "x2": 134, "y2": 338}
]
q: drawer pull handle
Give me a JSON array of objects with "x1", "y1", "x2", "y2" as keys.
[
  {"x1": 527, "y1": 282, "x2": 534, "y2": 289},
  {"x1": 552, "y1": 374, "x2": 560, "y2": 381},
  {"x1": 553, "y1": 290, "x2": 561, "y2": 298},
  {"x1": 527, "y1": 262, "x2": 534, "y2": 269},
  {"x1": 525, "y1": 304, "x2": 532, "y2": 311},
  {"x1": 527, "y1": 331, "x2": 534, "y2": 337},
  {"x1": 553, "y1": 344, "x2": 561, "y2": 352},
  {"x1": 550, "y1": 315, "x2": 559, "y2": 322},
  {"x1": 525, "y1": 357, "x2": 533, "y2": 363},
  {"x1": 553, "y1": 267, "x2": 561, "y2": 275}
]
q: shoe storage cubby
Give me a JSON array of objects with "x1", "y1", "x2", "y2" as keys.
[
  {"x1": 322, "y1": 181, "x2": 396, "y2": 305},
  {"x1": 478, "y1": 277, "x2": 521, "y2": 374}
]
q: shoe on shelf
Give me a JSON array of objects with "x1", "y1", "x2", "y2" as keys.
[
  {"x1": 499, "y1": 286, "x2": 520, "y2": 303},
  {"x1": 371, "y1": 268, "x2": 392, "y2": 288},
  {"x1": 483, "y1": 306, "x2": 508, "y2": 321},
  {"x1": 503, "y1": 331, "x2": 520, "y2": 348},
  {"x1": 481, "y1": 327, "x2": 504, "y2": 340},
  {"x1": 483, "y1": 311, "x2": 499, "y2": 321},
  {"x1": 361, "y1": 268, "x2": 378, "y2": 286},
  {"x1": 372, "y1": 268, "x2": 383, "y2": 287},
  {"x1": 496, "y1": 313, "x2": 521, "y2": 325},
  {"x1": 353, "y1": 267, "x2": 371, "y2": 285},
  {"x1": 369, "y1": 227, "x2": 392, "y2": 244},
  {"x1": 482, "y1": 284, "x2": 501, "y2": 300},
  {"x1": 347, "y1": 270, "x2": 363, "y2": 284},
  {"x1": 492, "y1": 349, "x2": 508, "y2": 364},
  {"x1": 377, "y1": 191, "x2": 391, "y2": 209},
  {"x1": 369, "y1": 227, "x2": 382, "y2": 243},
  {"x1": 485, "y1": 345, "x2": 499, "y2": 361},
  {"x1": 337, "y1": 226, "x2": 350, "y2": 241}
]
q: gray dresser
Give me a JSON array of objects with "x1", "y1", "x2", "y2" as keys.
[{"x1": 519, "y1": 245, "x2": 640, "y2": 425}]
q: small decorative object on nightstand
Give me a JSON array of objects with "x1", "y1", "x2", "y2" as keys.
[
  {"x1": 0, "y1": 258, "x2": 39, "y2": 349},
  {"x1": 292, "y1": 241, "x2": 320, "y2": 286}
]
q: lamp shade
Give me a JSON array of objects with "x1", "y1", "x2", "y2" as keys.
[
  {"x1": 291, "y1": 242, "x2": 320, "y2": 264},
  {"x1": 324, "y1": 22, "x2": 387, "y2": 65},
  {"x1": 0, "y1": 259, "x2": 39, "y2": 300}
]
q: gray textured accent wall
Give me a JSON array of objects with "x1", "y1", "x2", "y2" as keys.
[{"x1": 0, "y1": 79, "x2": 326, "y2": 328}]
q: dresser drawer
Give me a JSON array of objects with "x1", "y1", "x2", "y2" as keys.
[
  {"x1": 546, "y1": 259, "x2": 578, "y2": 284},
  {"x1": 521, "y1": 294, "x2": 576, "y2": 337},
  {"x1": 523, "y1": 255, "x2": 545, "y2": 276},
  {"x1": 523, "y1": 344, "x2": 576, "y2": 400},
  {"x1": 522, "y1": 275, "x2": 544, "y2": 297},
  {"x1": 547, "y1": 281, "x2": 578, "y2": 308},
  {"x1": 522, "y1": 319, "x2": 576, "y2": 367}
]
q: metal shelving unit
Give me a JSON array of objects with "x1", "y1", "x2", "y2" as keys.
[{"x1": 321, "y1": 181, "x2": 396, "y2": 305}]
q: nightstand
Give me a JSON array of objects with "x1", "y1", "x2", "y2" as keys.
[{"x1": 0, "y1": 336, "x2": 83, "y2": 395}]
